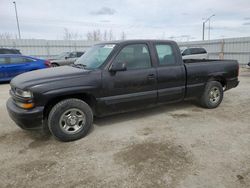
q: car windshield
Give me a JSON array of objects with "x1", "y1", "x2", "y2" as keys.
[
  {"x1": 74, "y1": 44, "x2": 116, "y2": 69},
  {"x1": 180, "y1": 47, "x2": 186, "y2": 53}
]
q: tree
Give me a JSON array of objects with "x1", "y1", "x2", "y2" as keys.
[
  {"x1": 0, "y1": 32, "x2": 13, "y2": 39},
  {"x1": 121, "y1": 31, "x2": 126, "y2": 40},
  {"x1": 63, "y1": 28, "x2": 82, "y2": 40},
  {"x1": 86, "y1": 30, "x2": 101, "y2": 41},
  {"x1": 109, "y1": 30, "x2": 114, "y2": 41},
  {"x1": 103, "y1": 30, "x2": 108, "y2": 41}
]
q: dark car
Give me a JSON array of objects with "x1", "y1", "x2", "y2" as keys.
[
  {"x1": 7, "y1": 40, "x2": 239, "y2": 142},
  {"x1": 0, "y1": 54, "x2": 51, "y2": 82},
  {"x1": 49, "y1": 51, "x2": 84, "y2": 67},
  {"x1": 0, "y1": 48, "x2": 21, "y2": 55}
]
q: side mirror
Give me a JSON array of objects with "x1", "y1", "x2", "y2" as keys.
[{"x1": 109, "y1": 62, "x2": 127, "y2": 72}]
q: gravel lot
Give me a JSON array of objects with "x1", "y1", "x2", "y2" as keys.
[{"x1": 0, "y1": 69, "x2": 249, "y2": 188}]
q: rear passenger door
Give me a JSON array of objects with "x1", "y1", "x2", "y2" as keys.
[
  {"x1": 154, "y1": 43, "x2": 186, "y2": 103},
  {"x1": 0, "y1": 57, "x2": 10, "y2": 80},
  {"x1": 101, "y1": 43, "x2": 157, "y2": 112}
]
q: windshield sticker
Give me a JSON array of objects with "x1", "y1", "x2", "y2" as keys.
[{"x1": 103, "y1": 44, "x2": 115, "y2": 48}]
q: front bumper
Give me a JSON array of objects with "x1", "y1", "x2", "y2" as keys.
[
  {"x1": 226, "y1": 78, "x2": 239, "y2": 91},
  {"x1": 6, "y1": 98, "x2": 44, "y2": 130}
]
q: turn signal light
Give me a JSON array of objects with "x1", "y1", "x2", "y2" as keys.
[
  {"x1": 21, "y1": 103, "x2": 34, "y2": 109},
  {"x1": 16, "y1": 101, "x2": 34, "y2": 109}
]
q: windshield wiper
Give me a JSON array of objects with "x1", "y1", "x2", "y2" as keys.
[{"x1": 72, "y1": 64, "x2": 87, "y2": 69}]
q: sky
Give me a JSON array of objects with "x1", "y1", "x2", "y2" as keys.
[{"x1": 1, "y1": 0, "x2": 250, "y2": 41}]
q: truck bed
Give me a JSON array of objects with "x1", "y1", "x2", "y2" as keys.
[
  {"x1": 183, "y1": 59, "x2": 239, "y2": 99},
  {"x1": 183, "y1": 59, "x2": 234, "y2": 64}
]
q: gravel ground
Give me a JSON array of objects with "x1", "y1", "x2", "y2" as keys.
[{"x1": 0, "y1": 69, "x2": 249, "y2": 188}]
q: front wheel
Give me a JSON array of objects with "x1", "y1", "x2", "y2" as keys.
[
  {"x1": 51, "y1": 63, "x2": 59, "y2": 67},
  {"x1": 48, "y1": 98, "x2": 93, "y2": 142},
  {"x1": 200, "y1": 81, "x2": 224, "y2": 109}
]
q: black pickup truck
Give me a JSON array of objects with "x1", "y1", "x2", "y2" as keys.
[{"x1": 7, "y1": 40, "x2": 239, "y2": 141}]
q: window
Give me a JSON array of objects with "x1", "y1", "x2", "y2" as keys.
[
  {"x1": 0, "y1": 57, "x2": 7, "y2": 64},
  {"x1": 191, "y1": 48, "x2": 199, "y2": 54},
  {"x1": 77, "y1": 52, "x2": 84, "y2": 57},
  {"x1": 23, "y1": 58, "x2": 35, "y2": 62},
  {"x1": 0, "y1": 49, "x2": 21, "y2": 54},
  {"x1": 182, "y1": 49, "x2": 191, "y2": 56},
  {"x1": 74, "y1": 44, "x2": 116, "y2": 69},
  {"x1": 155, "y1": 44, "x2": 176, "y2": 65},
  {"x1": 198, "y1": 48, "x2": 207, "y2": 54},
  {"x1": 190, "y1": 48, "x2": 207, "y2": 55},
  {"x1": 9, "y1": 57, "x2": 31, "y2": 64},
  {"x1": 69, "y1": 52, "x2": 77, "y2": 58},
  {"x1": 113, "y1": 44, "x2": 151, "y2": 70}
]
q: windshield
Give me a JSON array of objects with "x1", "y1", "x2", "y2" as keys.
[
  {"x1": 180, "y1": 47, "x2": 186, "y2": 53},
  {"x1": 74, "y1": 44, "x2": 116, "y2": 69}
]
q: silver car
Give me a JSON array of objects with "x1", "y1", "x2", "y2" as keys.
[
  {"x1": 50, "y1": 51, "x2": 84, "y2": 67},
  {"x1": 180, "y1": 47, "x2": 208, "y2": 60}
]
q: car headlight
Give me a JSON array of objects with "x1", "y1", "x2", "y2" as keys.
[{"x1": 15, "y1": 89, "x2": 33, "y2": 98}]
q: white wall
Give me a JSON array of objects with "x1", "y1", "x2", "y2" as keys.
[{"x1": 1, "y1": 37, "x2": 250, "y2": 64}]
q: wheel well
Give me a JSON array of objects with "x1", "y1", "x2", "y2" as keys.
[
  {"x1": 51, "y1": 62, "x2": 59, "y2": 66},
  {"x1": 43, "y1": 93, "x2": 96, "y2": 119},
  {"x1": 208, "y1": 77, "x2": 226, "y2": 87}
]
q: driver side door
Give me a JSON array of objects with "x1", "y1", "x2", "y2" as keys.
[{"x1": 100, "y1": 43, "x2": 157, "y2": 114}]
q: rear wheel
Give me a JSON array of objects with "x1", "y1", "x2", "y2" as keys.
[
  {"x1": 200, "y1": 81, "x2": 223, "y2": 109},
  {"x1": 48, "y1": 98, "x2": 93, "y2": 142}
]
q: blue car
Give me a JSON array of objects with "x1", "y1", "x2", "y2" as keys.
[{"x1": 0, "y1": 54, "x2": 51, "y2": 82}]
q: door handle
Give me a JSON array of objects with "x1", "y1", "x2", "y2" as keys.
[{"x1": 147, "y1": 74, "x2": 155, "y2": 80}]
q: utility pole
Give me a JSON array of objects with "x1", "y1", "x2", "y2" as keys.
[
  {"x1": 13, "y1": 1, "x2": 21, "y2": 39},
  {"x1": 202, "y1": 14, "x2": 215, "y2": 41},
  {"x1": 202, "y1": 22, "x2": 205, "y2": 40}
]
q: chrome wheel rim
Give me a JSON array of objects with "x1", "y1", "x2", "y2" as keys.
[
  {"x1": 209, "y1": 87, "x2": 220, "y2": 104},
  {"x1": 59, "y1": 108, "x2": 86, "y2": 134}
]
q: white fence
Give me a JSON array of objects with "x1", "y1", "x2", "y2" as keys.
[
  {"x1": 178, "y1": 37, "x2": 250, "y2": 65},
  {"x1": 0, "y1": 39, "x2": 96, "y2": 59},
  {"x1": 1, "y1": 37, "x2": 250, "y2": 64}
]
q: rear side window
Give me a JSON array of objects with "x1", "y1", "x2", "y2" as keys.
[
  {"x1": 190, "y1": 48, "x2": 207, "y2": 54},
  {"x1": 10, "y1": 57, "x2": 34, "y2": 64},
  {"x1": 198, "y1": 48, "x2": 207, "y2": 54},
  {"x1": 113, "y1": 44, "x2": 152, "y2": 70},
  {"x1": 155, "y1": 44, "x2": 176, "y2": 65},
  {"x1": 0, "y1": 49, "x2": 21, "y2": 54},
  {"x1": 0, "y1": 57, "x2": 7, "y2": 64}
]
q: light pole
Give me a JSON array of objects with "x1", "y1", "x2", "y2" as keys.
[
  {"x1": 202, "y1": 14, "x2": 215, "y2": 41},
  {"x1": 13, "y1": 1, "x2": 21, "y2": 39}
]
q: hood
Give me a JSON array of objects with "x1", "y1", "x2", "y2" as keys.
[{"x1": 11, "y1": 66, "x2": 90, "y2": 89}]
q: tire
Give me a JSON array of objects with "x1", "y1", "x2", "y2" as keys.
[
  {"x1": 48, "y1": 98, "x2": 93, "y2": 142},
  {"x1": 51, "y1": 63, "x2": 59, "y2": 67},
  {"x1": 200, "y1": 81, "x2": 224, "y2": 109}
]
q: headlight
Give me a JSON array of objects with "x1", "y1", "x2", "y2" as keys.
[{"x1": 15, "y1": 89, "x2": 33, "y2": 98}]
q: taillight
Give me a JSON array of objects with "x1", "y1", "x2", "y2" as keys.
[{"x1": 45, "y1": 60, "x2": 51, "y2": 68}]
